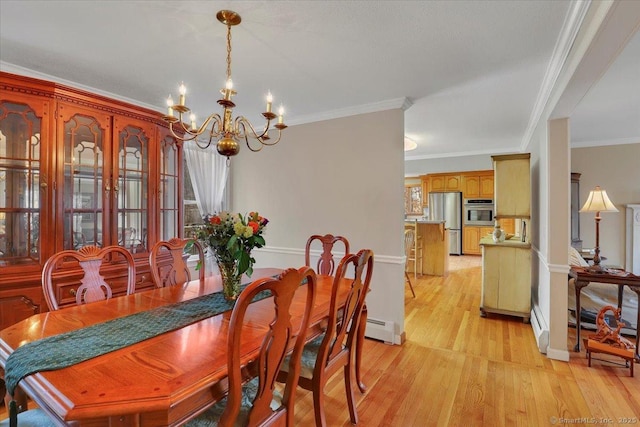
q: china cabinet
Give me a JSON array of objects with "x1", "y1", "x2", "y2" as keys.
[{"x1": 0, "y1": 72, "x2": 183, "y2": 330}]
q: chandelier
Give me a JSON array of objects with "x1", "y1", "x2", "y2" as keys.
[{"x1": 163, "y1": 10, "x2": 287, "y2": 158}]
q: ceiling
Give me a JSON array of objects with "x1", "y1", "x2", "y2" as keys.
[{"x1": 1, "y1": 1, "x2": 638, "y2": 160}]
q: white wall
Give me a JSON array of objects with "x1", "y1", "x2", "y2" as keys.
[
  {"x1": 571, "y1": 143, "x2": 640, "y2": 268},
  {"x1": 405, "y1": 154, "x2": 493, "y2": 177},
  {"x1": 229, "y1": 110, "x2": 406, "y2": 343}
]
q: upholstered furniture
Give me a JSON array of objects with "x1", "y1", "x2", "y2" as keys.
[
  {"x1": 278, "y1": 249, "x2": 374, "y2": 427},
  {"x1": 149, "y1": 237, "x2": 205, "y2": 287},
  {"x1": 41, "y1": 245, "x2": 136, "y2": 311},
  {"x1": 186, "y1": 267, "x2": 317, "y2": 427}
]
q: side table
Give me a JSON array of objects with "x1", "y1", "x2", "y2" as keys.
[{"x1": 568, "y1": 266, "x2": 640, "y2": 362}]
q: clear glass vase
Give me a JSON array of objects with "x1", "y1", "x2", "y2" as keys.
[{"x1": 217, "y1": 261, "x2": 241, "y2": 301}]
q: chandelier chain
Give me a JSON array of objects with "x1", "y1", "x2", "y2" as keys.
[{"x1": 226, "y1": 24, "x2": 232, "y2": 81}]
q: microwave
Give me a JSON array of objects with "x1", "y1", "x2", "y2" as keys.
[{"x1": 464, "y1": 199, "x2": 494, "y2": 226}]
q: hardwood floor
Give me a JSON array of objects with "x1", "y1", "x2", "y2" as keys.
[
  {"x1": 3, "y1": 256, "x2": 638, "y2": 425},
  {"x1": 293, "y1": 255, "x2": 639, "y2": 426}
]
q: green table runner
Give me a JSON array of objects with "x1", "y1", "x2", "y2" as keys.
[{"x1": 5, "y1": 278, "x2": 274, "y2": 417}]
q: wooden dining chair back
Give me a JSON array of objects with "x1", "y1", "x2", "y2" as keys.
[
  {"x1": 149, "y1": 237, "x2": 204, "y2": 288},
  {"x1": 305, "y1": 234, "x2": 350, "y2": 276},
  {"x1": 404, "y1": 229, "x2": 417, "y2": 297},
  {"x1": 187, "y1": 267, "x2": 317, "y2": 427},
  {"x1": 41, "y1": 245, "x2": 136, "y2": 311},
  {"x1": 280, "y1": 249, "x2": 374, "y2": 427}
]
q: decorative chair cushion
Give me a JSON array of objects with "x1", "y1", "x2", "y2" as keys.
[
  {"x1": 0, "y1": 409, "x2": 54, "y2": 427},
  {"x1": 185, "y1": 377, "x2": 280, "y2": 427}
]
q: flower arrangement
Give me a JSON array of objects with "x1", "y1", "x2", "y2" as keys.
[{"x1": 197, "y1": 211, "x2": 268, "y2": 299}]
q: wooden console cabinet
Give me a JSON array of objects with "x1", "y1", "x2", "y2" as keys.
[
  {"x1": 0, "y1": 72, "x2": 184, "y2": 330},
  {"x1": 480, "y1": 153, "x2": 532, "y2": 321}
]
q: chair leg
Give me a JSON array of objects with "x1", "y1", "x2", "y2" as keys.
[
  {"x1": 356, "y1": 305, "x2": 367, "y2": 392},
  {"x1": 312, "y1": 379, "x2": 327, "y2": 427},
  {"x1": 344, "y1": 364, "x2": 359, "y2": 425},
  {"x1": 405, "y1": 271, "x2": 416, "y2": 298}
]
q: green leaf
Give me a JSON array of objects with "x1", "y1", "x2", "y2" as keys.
[
  {"x1": 254, "y1": 235, "x2": 265, "y2": 246},
  {"x1": 238, "y1": 251, "x2": 250, "y2": 275},
  {"x1": 227, "y1": 235, "x2": 237, "y2": 250}
]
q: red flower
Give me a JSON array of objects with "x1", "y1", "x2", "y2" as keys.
[
  {"x1": 209, "y1": 216, "x2": 221, "y2": 225},
  {"x1": 248, "y1": 221, "x2": 260, "y2": 234}
]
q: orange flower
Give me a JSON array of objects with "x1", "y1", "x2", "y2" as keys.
[
  {"x1": 209, "y1": 216, "x2": 221, "y2": 225},
  {"x1": 248, "y1": 221, "x2": 260, "y2": 234}
]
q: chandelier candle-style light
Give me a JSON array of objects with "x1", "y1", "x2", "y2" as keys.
[{"x1": 163, "y1": 10, "x2": 287, "y2": 158}]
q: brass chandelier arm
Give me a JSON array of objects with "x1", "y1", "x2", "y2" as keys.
[
  {"x1": 167, "y1": 113, "x2": 224, "y2": 143},
  {"x1": 236, "y1": 117, "x2": 284, "y2": 150}
]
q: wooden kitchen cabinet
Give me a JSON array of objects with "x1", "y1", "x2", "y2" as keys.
[
  {"x1": 463, "y1": 226, "x2": 494, "y2": 255},
  {"x1": 462, "y1": 171, "x2": 494, "y2": 199},
  {"x1": 421, "y1": 175, "x2": 430, "y2": 207},
  {"x1": 429, "y1": 173, "x2": 461, "y2": 192},
  {"x1": 0, "y1": 71, "x2": 183, "y2": 328},
  {"x1": 493, "y1": 154, "x2": 530, "y2": 218},
  {"x1": 480, "y1": 237, "x2": 531, "y2": 322}
]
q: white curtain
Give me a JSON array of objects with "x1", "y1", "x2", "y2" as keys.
[{"x1": 183, "y1": 143, "x2": 228, "y2": 217}]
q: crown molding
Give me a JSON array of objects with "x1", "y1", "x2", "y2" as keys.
[
  {"x1": 519, "y1": 0, "x2": 594, "y2": 152},
  {"x1": 571, "y1": 136, "x2": 640, "y2": 149},
  {"x1": 1, "y1": 61, "x2": 163, "y2": 113},
  {"x1": 404, "y1": 145, "x2": 517, "y2": 161},
  {"x1": 286, "y1": 97, "x2": 412, "y2": 126}
]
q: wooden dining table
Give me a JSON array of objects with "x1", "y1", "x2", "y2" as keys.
[{"x1": 0, "y1": 268, "x2": 355, "y2": 426}]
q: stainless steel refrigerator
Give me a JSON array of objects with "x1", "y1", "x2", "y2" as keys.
[{"x1": 428, "y1": 192, "x2": 462, "y2": 255}]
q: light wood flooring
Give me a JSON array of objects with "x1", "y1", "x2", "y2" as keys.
[{"x1": 3, "y1": 256, "x2": 639, "y2": 425}]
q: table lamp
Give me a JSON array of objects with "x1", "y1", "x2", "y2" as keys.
[{"x1": 579, "y1": 186, "x2": 618, "y2": 271}]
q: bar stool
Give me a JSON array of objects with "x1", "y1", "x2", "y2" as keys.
[{"x1": 404, "y1": 220, "x2": 423, "y2": 278}]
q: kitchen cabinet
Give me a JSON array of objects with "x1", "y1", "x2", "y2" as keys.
[
  {"x1": 462, "y1": 171, "x2": 494, "y2": 199},
  {"x1": 480, "y1": 236, "x2": 531, "y2": 322},
  {"x1": 430, "y1": 174, "x2": 461, "y2": 192},
  {"x1": 463, "y1": 226, "x2": 494, "y2": 255},
  {"x1": 0, "y1": 71, "x2": 183, "y2": 328},
  {"x1": 421, "y1": 175, "x2": 430, "y2": 207},
  {"x1": 493, "y1": 154, "x2": 530, "y2": 218}
]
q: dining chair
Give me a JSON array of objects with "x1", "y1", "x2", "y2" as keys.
[
  {"x1": 305, "y1": 234, "x2": 350, "y2": 276},
  {"x1": 149, "y1": 237, "x2": 205, "y2": 288},
  {"x1": 404, "y1": 229, "x2": 417, "y2": 298},
  {"x1": 278, "y1": 249, "x2": 374, "y2": 427},
  {"x1": 186, "y1": 267, "x2": 317, "y2": 427},
  {"x1": 41, "y1": 245, "x2": 136, "y2": 311},
  {"x1": 0, "y1": 407, "x2": 54, "y2": 427}
]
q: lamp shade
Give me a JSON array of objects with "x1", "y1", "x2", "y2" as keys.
[{"x1": 579, "y1": 186, "x2": 619, "y2": 213}]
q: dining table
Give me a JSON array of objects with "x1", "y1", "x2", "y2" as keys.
[{"x1": 0, "y1": 267, "x2": 358, "y2": 426}]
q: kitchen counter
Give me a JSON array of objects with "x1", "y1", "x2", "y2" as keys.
[
  {"x1": 408, "y1": 219, "x2": 447, "y2": 225},
  {"x1": 405, "y1": 220, "x2": 448, "y2": 276},
  {"x1": 479, "y1": 235, "x2": 531, "y2": 249}
]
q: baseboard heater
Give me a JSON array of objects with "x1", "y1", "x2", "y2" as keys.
[
  {"x1": 530, "y1": 307, "x2": 549, "y2": 354},
  {"x1": 365, "y1": 317, "x2": 395, "y2": 344}
]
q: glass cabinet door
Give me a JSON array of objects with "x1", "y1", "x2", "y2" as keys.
[
  {"x1": 0, "y1": 100, "x2": 43, "y2": 266},
  {"x1": 116, "y1": 122, "x2": 151, "y2": 253},
  {"x1": 61, "y1": 113, "x2": 107, "y2": 250},
  {"x1": 158, "y1": 133, "x2": 180, "y2": 240}
]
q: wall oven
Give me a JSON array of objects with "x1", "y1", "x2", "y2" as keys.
[{"x1": 464, "y1": 198, "x2": 494, "y2": 226}]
